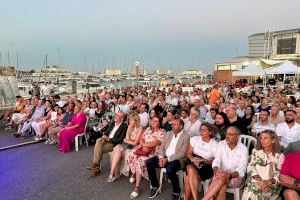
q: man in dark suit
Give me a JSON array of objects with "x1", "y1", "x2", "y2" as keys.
[{"x1": 87, "y1": 111, "x2": 128, "y2": 177}]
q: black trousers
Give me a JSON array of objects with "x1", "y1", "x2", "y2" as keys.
[{"x1": 146, "y1": 156, "x2": 181, "y2": 193}]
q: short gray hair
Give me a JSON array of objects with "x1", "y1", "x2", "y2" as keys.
[{"x1": 228, "y1": 126, "x2": 241, "y2": 135}]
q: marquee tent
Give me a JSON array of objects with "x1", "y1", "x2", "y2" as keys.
[
  {"x1": 232, "y1": 63, "x2": 266, "y2": 76},
  {"x1": 265, "y1": 61, "x2": 300, "y2": 74}
]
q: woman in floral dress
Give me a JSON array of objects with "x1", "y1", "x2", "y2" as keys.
[
  {"x1": 127, "y1": 116, "x2": 165, "y2": 199},
  {"x1": 242, "y1": 130, "x2": 284, "y2": 200}
]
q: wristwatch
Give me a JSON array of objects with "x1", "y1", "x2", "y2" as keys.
[{"x1": 294, "y1": 179, "x2": 300, "y2": 187}]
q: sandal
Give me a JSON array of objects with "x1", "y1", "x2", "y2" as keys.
[
  {"x1": 106, "y1": 175, "x2": 117, "y2": 183},
  {"x1": 130, "y1": 187, "x2": 141, "y2": 199}
]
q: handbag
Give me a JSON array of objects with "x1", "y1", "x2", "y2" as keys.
[
  {"x1": 134, "y1": 147, "x2": 153, "y2": 157},
  {"x1": 120, "y1": 141, "x2": 134, "y2": 150}
]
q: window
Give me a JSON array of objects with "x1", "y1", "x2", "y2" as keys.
[
  {"x1": 217, "y1": 65, "x2": 231, "y2": 70},
  {"x1": 217, "y1": 65, "x2": 238, "y2": 70},
  {"x1": 277, "y1": 34, "x2": 297, "y2": 54}
]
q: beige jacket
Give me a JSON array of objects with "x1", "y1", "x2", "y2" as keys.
[{"x1": 158, "y1": 130, "x2": 189, "y2": 163}]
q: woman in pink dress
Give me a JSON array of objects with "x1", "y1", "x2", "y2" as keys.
[{"x1": 58, "y1": 104, "x2": 87, "y2": 153}]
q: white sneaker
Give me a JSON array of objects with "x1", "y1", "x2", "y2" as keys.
[
  {"x1": 49, "y1": 141, "x2": 57, "y2": 145},
  {"x1": 130, "y1": 187, "x2": 140, "y2": 199},
  {"x1": 35, "y1": 137, "x2": 43, "y2": 141}
]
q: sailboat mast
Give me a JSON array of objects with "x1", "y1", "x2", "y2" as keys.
[
  {"x1": 45, "y1": 54, "x2": 48, "y2": 68},
  {"x1": 57, "y1": 46, "x2": 60, "y2": 67},
  {"x1": 16, "y1": 51, "x2": 19, "y2": 78}
]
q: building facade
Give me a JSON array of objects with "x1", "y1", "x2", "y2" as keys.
[
  {"x1": 0, "y1": 66, "x2": 16, "y2": 76},
  {"x1": 181, "y1": 70, "x2": 202, "y2": 76},
  {"x1": 215, "y1": 28, "x2": 300, "y2": 83},
  {"x1": 105, "y1": 69, "x2": 122, "y2": 76},
  {"x1": 214, "y1": 56, "x2": 258, "y2": 83},
  {"x1": 249, "y1": 28, "x2": 300, "y2": 65},
  {"x1": 155, "y1": 69, "x2": 171, "y2": 75}
]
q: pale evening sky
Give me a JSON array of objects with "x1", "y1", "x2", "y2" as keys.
[{"x1": 0, "y1": 0, "x2": 299, "y2": 73}]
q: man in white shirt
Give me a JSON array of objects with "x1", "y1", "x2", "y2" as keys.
[
  {"x1": 236, "y1": 99, "x2": 246, "y2": 118},
  {"x1": 275, "y1": 110, "x2": 300, "y2": 148},
  {"x1": 251, "y1": 110, "x2": 275, "y2": 137},
  {"x1": 126, "y1": 94, "x2": 134, "y2": 109},
  {"x1": 53, "y1": 95, "x2": 65, "y2": 108},
  {"x1": 184, "y1": 107, "x2": 202, "y2": 137},
  {"x1": 116, "y1": 94, "x2": 130, "y2": 115},
  {"x1": 203, "y1": 126, "x2": 248, "y2": 200},
  {"x1": 85, "y1": 101, "x2": 98, "y2": 119},
  {"x1": 269, "y1": 104, "x2": 285, "y2": 126},
  {"x1": 194, "y1": 98, "x2": 208, "y2": 121},
  {"x1": 146, "y1": 119, "x2": 189, "y2": 199},
  {"x1": 167, "y1": 91, "x2": 179, "y2": 106},
  {"x1": 180, "y1": 109, "x2": 190, "y2": 125},
  {"x1": 88, "y1": 111, "x2": 128, "y2": 177},
  {"x1": 138, "y1": 103, "x2": 149, "y2": 128}
]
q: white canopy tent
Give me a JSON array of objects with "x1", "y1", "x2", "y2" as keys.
[
  {"x1": 265, "y1": 61, "x2": 300, "y2": 74},
  {"x1": 232, "y1": 63, "x2": 266, "y2": 76}
]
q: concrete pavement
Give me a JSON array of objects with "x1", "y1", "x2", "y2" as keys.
[{"x1": 0, "y1": 131, "x2": 175, "y2": 200}]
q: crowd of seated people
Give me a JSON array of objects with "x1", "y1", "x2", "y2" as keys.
[{"x1": 1, "y1": 82, "x2": 300, "y2": 200}]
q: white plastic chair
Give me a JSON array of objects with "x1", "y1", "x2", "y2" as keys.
[
  {"x1": 227, "y1": 184, "x2": 244, "y2": 200},
  {"x1": 240, "y1": 135, "x2": 257, "y2": 152},
  {"x1": 200, "y1": 178, "x2": 211, "y2": 193},
  {"x1": 158, "y1": 168, "x2": 184, "y2": 197},
  {"x1": 74, "y1": 117, "x2": 89, "y2": 151},
  {"x1": 226, "y1": 135, "x2": 257, "y2": 200},
  {"x1": 254, "y1": 112, "x2": 261, "y2": 122}
]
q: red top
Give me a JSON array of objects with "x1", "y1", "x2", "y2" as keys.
[{"x1": 280, "y1": 152, "x2": 300, "y2": 180}]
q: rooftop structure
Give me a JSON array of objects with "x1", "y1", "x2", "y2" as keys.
[{"x1": 248, "y1": 28, "x2": 300, "y2": 65}]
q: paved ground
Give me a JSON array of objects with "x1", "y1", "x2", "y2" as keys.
[
  {"x1": 0, "y1": 117, "x2": 236, "y2": 200},
  {"x1": 0, "y1": 129, "x2": 175, "y2": 200},
  {"x1": 0, "y1": 130, "x2": 35, "y2": 148}
]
